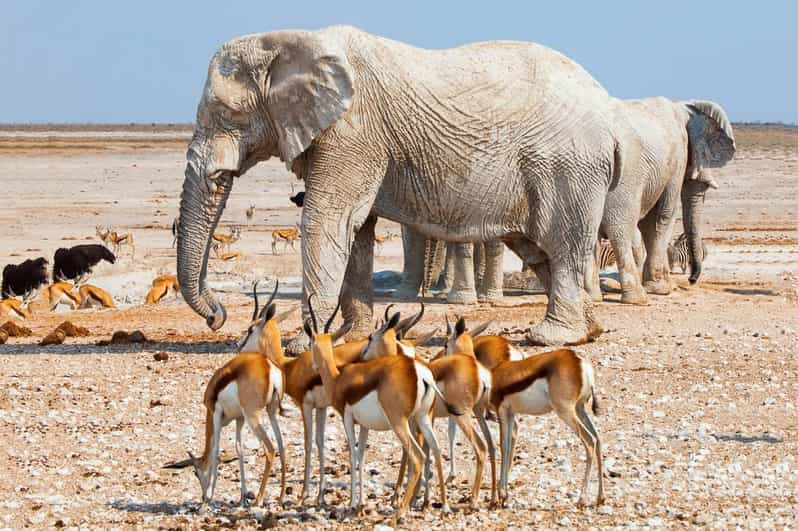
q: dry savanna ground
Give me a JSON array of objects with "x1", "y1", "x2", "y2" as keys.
[{"x1": 0, "y1": 125, "x2": 797, "y2": 529}]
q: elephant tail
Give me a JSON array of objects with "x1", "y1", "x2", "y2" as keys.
[{"x1": 610, "y1": 139, "x2": 624, "y2": 191}]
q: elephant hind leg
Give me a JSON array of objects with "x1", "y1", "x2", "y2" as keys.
[{"x1": 604, "y1": 224, "x2": 648, "y2": 306}]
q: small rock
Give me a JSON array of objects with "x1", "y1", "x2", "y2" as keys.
[{"x1": 153, "y1": 352, "x2": 169, "y2": 362}]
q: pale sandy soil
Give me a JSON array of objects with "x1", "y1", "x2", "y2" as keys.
[{"x1": 0, "y1": 126, "x2": 797, "y2": 529}]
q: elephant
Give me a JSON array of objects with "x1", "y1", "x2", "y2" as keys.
[
  {"x1": 584, "y1": 98, "x2": 735, "y2": 304},
  {"x1": 177, "y1": 25, "x2": 633, "y2": 350},
  {"x1": 398, "y1": 227, "x2": 504, "y2": 304}
]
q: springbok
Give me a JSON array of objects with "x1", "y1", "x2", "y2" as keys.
[
  {"x1": 238, "y1": 282, "x2": 370, "y2": 508},
  {"x1": 0, "y1": 298, "x2": 31, "y2": 319},
  {"x1": 271, "y1": 225, "x2": 300, "y2": 255},
  {"x1": 306, "y1": 296, "x2": 459, "y2": 519},
  {"x1": 361, "y1": 307, "x2": 495, "y2": 509},
  {"x1": 78, "y1": 284, "x2": 115, "y2": 309},
  {"x1": 99, "y1": 226, "x2": 135, "y2": 258},
  {"x1": 453, "y1": 317, "x2": 604, "y2": 507},
  {"x1": 145, "y1": 274, "x2": 180, "y2": 305},
  {"x1": 164, "y1": 284, "x2": 286, "y2": 508},
  {"x1": 46, "y1": 282, "x2": 81, "y2": 311},
  {"x1": 212, "y1": 227, "x2": 241, "y2": 254},
  {"x1": 246, "y1": 204, "x2": 255, "y2": 225}
]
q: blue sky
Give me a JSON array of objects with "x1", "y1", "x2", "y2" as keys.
[{"x1": 2, "y1": 1, "x2": 795, "y2": 123}]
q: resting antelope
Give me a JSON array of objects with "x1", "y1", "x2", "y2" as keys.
[
  {"x1": 449, "y1": 317, "x2": 604, "y2": 507},
  {"x1": 271, "y1": 225, "x2": 300, "y2": 255},
  {"x1": 306, "y1": 296, "x2": 459, "y2": 518},
  {"x1": 46, "y1": 282, "x2": 81, "y2": 311},
  {"x1": 0, "y1": 298, "x2": 31, "y2": 319},
  {"x1": 246, "y1": 204, "x2": 255, "y2": 225},
  {"x1": 212, "y1": 227, "x2": 241, "y2": 254},
  {"x1": 164, "y1": 285, "x2": 286, "y2": 507},
  {"x1": 78, "y1": 284, "x2": 115, "y2": 309},
  {"x1": 238, "y1": 282, "x2": 370, "y2": 508},
  {"x1": 145, "y1": 274, "x2": 180, "y2": 305},
  {"x1": 362, "y1": 308, "x2": 495, "y2": 509}
]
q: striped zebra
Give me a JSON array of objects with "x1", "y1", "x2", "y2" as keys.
[
  {"x1": 667, "y1": 233, "x2": 708, "y2": 274},
  {"x1": 594, "y1": 239, "x2": 616, "y2": 271}
]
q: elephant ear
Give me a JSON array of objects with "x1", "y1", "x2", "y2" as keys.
[
  {"x1": 684, "y1": 100, "x2": 736, "y2": 174},
  {"x1": 266, "y1": 33, "x2": 355, "y2": 169}
]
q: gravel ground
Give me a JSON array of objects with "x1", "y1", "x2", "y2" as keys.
[{"x1": 1, "y1": 127, "x2": 797, "y2": 529}]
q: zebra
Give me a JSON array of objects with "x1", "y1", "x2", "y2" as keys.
[
  {"x1": 171, "y1": 216, "x2": 180, "y2": 248},
  {"x1": 668, "y1": 233, "x2": 708, "y2": 274},
  {"x1": 594, "y1": 239, "x2": 616, "y2": 272}
]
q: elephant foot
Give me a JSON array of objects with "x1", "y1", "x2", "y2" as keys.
[
  {"x1": 286, "y1": 334, "x2": 311, "y2": 355},
  {"x1": 477, "y1": 289, "x2": 503, "y2": 304},
  {"x1": 587, "y1": 288, "x2": 604, "y2": 302},
  {"x1": 447, "y1": 288, "x2": 478, "y2": 305},
  {"x1": 620, "y1": 288, "x2": 649, "y2": 305},
  {"x1": 525, "y1": 318, "x2": 590, "y2": 346},
  {"x1": 643, "y1": 280, "x2": 671, "y2": 296}
]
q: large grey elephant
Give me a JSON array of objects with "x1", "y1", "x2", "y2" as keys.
[
  {"x1": 584, "y1": 98, "x2": 735, "y2": 304},
  {"x1": 177, "y1": 25, "x2": 632, "y2": 348},
  {"x1": 398, "y1": 227, "x2": 504, "y2": 304}
]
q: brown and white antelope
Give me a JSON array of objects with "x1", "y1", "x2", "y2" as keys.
[
  {"x1": 164, "y1": 286, "x2": 286, "y2": 508},
  {"x1": 0, "y1": 298, "x2": 31, "y2": 319},
  {"x1": 362, "y1": 308, "x2": 495, "y2": 509},
  {"x1": 46, "y1": 282, "x2": 81, "y2": 311},
  {"x1": 145, "y1": 274, "x2": 180, "y2": 305},
  {"x1": 245, "y1": 204, "x2": 255, "y2": 225},
  {"x1": 271, "y1": 225, "x2": 300, "y2": 255},
  {"x1": 238, "y1": 282, "x2": 369, "y2": 508},
  {"x1": 98, "y1": 226, "x2": 135, "y2": 258},
  {"x1": 453, "y1": 318, "x2": 604, "y2": 507},
  {"x1": 78, "y1": 284, "x2": 115, "y2": 309},
  {"x1": 306, "y1": 297, "x2": 459, "y2": 519},
  {"x1": 212, "y1": 227, "x2": 241, "y2": 254},
  {"x1": 424, "y1": 318, "x2": 516, "y2": 486}
]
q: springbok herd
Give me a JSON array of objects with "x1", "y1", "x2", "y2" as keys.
[{"x1": 161, "y1": 281, "x2": 603, "y2": 522}]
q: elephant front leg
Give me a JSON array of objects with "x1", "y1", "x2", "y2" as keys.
[
  {"x1": 478, "y1": 240, "x2": 504, "y2": 303},
  {"x1": 341, "y1": 215, "x2": 376, "y2": 339},
  {"x1": 447, "y1": 243, "x2": 478, "y2": 305},
  {"x1": 289, "y1": 194, "x2": 376, "y2": 353},
  {"x1": 605, "y1": 224, "x2": 648, "y2": 305}
]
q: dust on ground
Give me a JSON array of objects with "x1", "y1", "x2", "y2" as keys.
[{"x1": 0, "y1": 125, "x2": 797, "y2": 529}]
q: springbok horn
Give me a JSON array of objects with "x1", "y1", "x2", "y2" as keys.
[
  {"x1": 445, "y1": 314, "x2": 452, "y2": 336},
  {"x1": 259, "y1": 279, "x2": 279, "y2": 319},
  {"x1": 251, "y1": 280, "x2": 261, "y2": 322},
  {"x1": 307, "y1": 294, "x2": 319, "y2": 334},
  {"x1": 383, "y1": 303, "x2": 396, "y2": 322},
  {"x1": 325, "y1": 299, "x2": 341, "y2": 334}
]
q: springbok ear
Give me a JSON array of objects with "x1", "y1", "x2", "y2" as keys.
[
  {"x1": 331, "y1": 321, "x2": 353, "y2": 342},
  {"x1": 263, "y1": 32, "x2": 354, "y2": 169},
  {"x1": 455, "y1": 317, "x2": 467, "y2": 338},
  {"x1": 412, "y1": 327, "x2": 439, "y2": 347},
  {"x1": 386, "y1": 312, "x2": 401, "y2": 331},
  {"x1": 469, "y1": 320, "x2": 494, "y2": 338}
]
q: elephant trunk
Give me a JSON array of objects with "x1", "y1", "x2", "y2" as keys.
[
  {"x1": 681, "y1": 179, "x2": 708, "y2": 285},
  {"x1": 177, "y1": 160, "x2": 234, "y2": 330}
]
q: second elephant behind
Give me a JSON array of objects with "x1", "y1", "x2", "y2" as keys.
[{"x1": 398, "y1": 227, "x2": 504, "y2": 304}]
